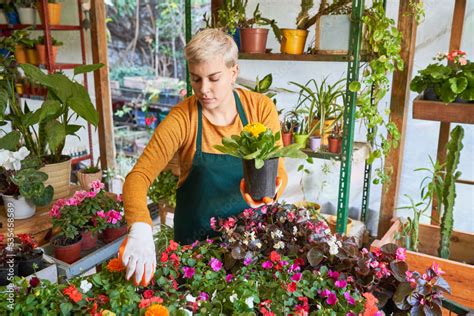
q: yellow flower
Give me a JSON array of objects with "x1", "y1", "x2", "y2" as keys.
[
  {"x1": 243, "y1": 123, "x2": 267, "y2": 137},
  {"x1": 145, "y1": 304, "x2": 169, "y2": 316},
  {"x1": 101, "y1": 310, "x2": 116, "y2": 316}
]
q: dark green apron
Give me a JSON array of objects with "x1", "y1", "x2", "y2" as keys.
[{"x1": 174, "y1": 91, "x2": 249, "y2": 244}]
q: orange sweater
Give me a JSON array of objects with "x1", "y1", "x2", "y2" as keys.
[{"x1": 123, "y1": 88, "x2": 288, "y2": 226}]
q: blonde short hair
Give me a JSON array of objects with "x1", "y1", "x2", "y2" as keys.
[{"x1": 184, "y1": 28, "x2": 238, "y2": 67}]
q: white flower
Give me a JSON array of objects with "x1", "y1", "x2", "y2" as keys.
[
  {"x1": 229, "y1": 293, "x2": 238, "y2": 303},
  {"x1": 293, "y1": 226, "x2": 298, "y2": 235},
  {"x1": 256, "y1": 242, "x2": 262, "y2": 249},
  {"x1": 273, "y1": 241, "x2": 285, "y2": 249},
  {"x1": 279, "y1": 216, "x2": 286, "y2": 223},
  {"x1": 13, "y1": 147, "x2": 30, "y2": 161},
  {"x1": 0, "y1": 149, "x2": 10, "y2": 167},
  {"x1": 271, "y1": 229, "x2": 283, "y2": 239},
  {"x1": 186, "y1": 294, "x2": 196, "y2": 303},
  {"x1": 80, "y1": 280, "x2": 92, "y2": 293},
  {"x1": 245, "y1": 296, "x2": 254, "y2": 309},
  {"x1": 329, "y1": 243, "x2": 339, "y2": 255}
]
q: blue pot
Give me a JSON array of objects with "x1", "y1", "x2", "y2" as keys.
[
  {"x1": 230, "y1": 28, "x2": 241, "y2": 50},
  {"x1": 5, "y1": 10, "x2": 20, "y2": 25},
  {"x1": 0, "y1": 48, "x2": 11, "y2": 58},
  {"x1": 159, "y1": 89, "x2": 180, "y2": 106}
]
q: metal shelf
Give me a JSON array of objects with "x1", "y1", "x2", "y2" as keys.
[{"x1": 71, "y1": 153, "x2": 92, "y2": 165}]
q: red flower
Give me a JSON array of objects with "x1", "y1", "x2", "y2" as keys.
[
  {"x1": 97, "y1": 294, "x2": 109, "y2": 305},
  {"x1": 143, "y1": 289, "x2": 154, "y2": 299},
  {"x1": 138, "y1": 296, "x2": 163, "y2": 309},
  {"x1": 295, "y1": 258, "x2": 305, "y2": 266},
  {"x1": 260, "y1": 307, "x2": 275, "y2": 316},
  {"x1": 145, "y1": 115, "x2": 157, "y2": 127},
  {"x1": 168, "y1": 240, "x2": 179, "y2": 252},
  {"x1": 160, "y1": 252, "x2": 169, "y2": 263},
  {"x1": 270, "y1": 251, "x2": 281, "y2": 263},
  {"x1": 63, "y1": 285, "x2": 82, "y2": 303},
  {"x1": 170, "y1": 253, "x2": 180, "y2": 268},
  {"x1": 287, "y1": 282, "x2": 297, "y2": 293}
]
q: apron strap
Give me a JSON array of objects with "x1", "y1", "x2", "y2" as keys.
[{"x1": 196, "y1": 90, "x2": 248, "y2": 155}]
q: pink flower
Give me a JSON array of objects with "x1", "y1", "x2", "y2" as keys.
[
  {"x1": 291, "y1": 273, "x2": 302, "y2": 282},
  {"x1": 223, "y1": 217, "x2": 237, "y2": 230},
  {"x1": 96, "y1": 210, "x2": 106, "y2": 218},
  {"x1": 243, "y1": 257, "x2": 253, "y2": 266},
  {"x1": 116, "y1": 194, "x2": 122, "y2": 202},
  {"x1": 65, "y1": 197, "x2": 80, "y2": 206},
  {"x1": 49, "y1": 206, "x2": 61, "y2": 218},
  {"x1": 262, "y1": 261, "x2": 273, "y2": 269},
  {"x1": 320, "y1": 289, "x2": 331, "y2": 298},
  {"x1": 335, "y1": 279, "x2": 347, "y2": 289},
  {"x1": 289, "y1": 263, "x2": 301, "y2": 273},
  {"x1": 361, "y1": 248, "x2": 369, "y2": 255},
  {"x1": 209, "y1": 258, "x2": 223, "y2": 272},
  {"x1": 210, "y1": 217, "x2": 216, "y2": 230},
  {"x1": 459, "y1": 57, "x2": 468, "y2": 65},
  {"x1": 225, "y1": 274, "x2": 233, "y2": 283},
  {"x1": 260, "y1": 206, "x2": 268, "y2": 214},
  {"x1": 242, "y1": 208, "x2": 254, "y2": 218},
  {"x1": 90, "y1": 180, "x2": 104, "y2": 192},
  {"x1": 431, "y1": 262, "x2": 445, "y2": 275},
  {"x1": 405, "y1": 271, "x2": 417, "y2": 287},
  {"x1": 326, "y1": 292, "x2": 338, "y2": 306},
  {"x1": 344, "y1": 292, "x2": 355, "y2": 305},
  {"x1": 183, "y1": 266, "x2": 195, "y2": 279},
  {"x1": 86, "y1": 191, "x2": 97, "y2": 198},
  {"x1": 145, "y1": 115, "x2": 157, "y2": 127},
  {"x1": 328, "y1": 270, "x2": 340, "y2": 281},
  {"x1": 396, "y1": 247, "x2": 407, "y2": 261},
  {"x1": 198, "y1": 292, "x2": 209, "y2": 301},
  {"x1": 73, "y1": 190, "x2": 87, "y2": 203},
  {"x1": 369, "y1": 260, "x2": 379, "y2": 268},
  {"x1": 106, "y1": 209, "x2": 122, "y2": 224},
  {"x1": 287, "y1": 211, "x2": 296, "y2": 222}
]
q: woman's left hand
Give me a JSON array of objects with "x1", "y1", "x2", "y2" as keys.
[{"x1": 240, "y1": 176, "x2": 283, "y2": 208}]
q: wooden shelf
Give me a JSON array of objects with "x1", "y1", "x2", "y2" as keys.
[
  {"x1": 239, "y1": 52, "x2": 369, "y2": 62},
  {"x1": 302, "y1": 141, "x2": 371, "y2": 161},
  {"x1": 0, "y1": 24, "x2": 82, "y2": 31},
  {"x1": 413, "y1": 96, "x2": 474, "y2": 124}
]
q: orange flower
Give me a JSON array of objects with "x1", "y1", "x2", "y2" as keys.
[
  {"x1": 145, "y1": 303, "x2": 169, "y2": 316},
  {"x1": 107, "y1": 258, "x2": 126, "y2": 272},
  {"x1": 362, "y1": 292, "x2": 379, "y2": 316},
  {"x1": 63, "y1": 285, "x2": 82, "y2": 303}
]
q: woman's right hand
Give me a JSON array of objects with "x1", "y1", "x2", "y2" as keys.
[{"x1": 120, "y1": 222, "x2": 156, "y2": 286}]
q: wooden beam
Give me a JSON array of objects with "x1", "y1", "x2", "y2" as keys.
[
  {"x1": 211, "y1": 0, "x2": 224, "y2": 26},
  {"x1": 431, "y1": 0, "x2": 466, "y2": 224},
  {"x1": 90, "y1": 0, "x2": 116, "y2": 171},
  {"x1": 377, "y1": 0, "x2": 418, "y2": 237}
]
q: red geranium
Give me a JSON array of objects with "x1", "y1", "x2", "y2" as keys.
[
  {"x1": 63, "y1": 285, "x2": 82, "y2": 303},
  {"x1": 287, "y1": 282, "x2": 297, "y2": 293},
  {"x1": 269, "y1": 251, "x2": 281, "y2": 263}
]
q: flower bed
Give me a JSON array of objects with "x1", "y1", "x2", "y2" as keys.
[{"x1": 0, "y1": 204, "x2": 450, "y2": 315}]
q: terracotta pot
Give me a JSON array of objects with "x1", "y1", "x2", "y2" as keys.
[
  {"x1": 1, "y1": 194, "x2": 36, "y2": 219},
  {"x1": 40, "y1": 156, "x2": 71, "y2": 200},
  {"x1": 280, "y1": 29, "x2": 308, "y2": 54},
  {"x1": 18, "y1": 249, "x2": 43, "y2": 277},
  {"x1": 36, "y1": 44, "x2": 58, "y2": 65},
  {"x1": 312, "y1": 119, "x2": 337, "y2": 146},
  {"x1": 37, "y1": 2, "x2": 62, "y2": 25},
  {"x1": 77, "y1": 169, "x2": 103, "y2": 191},
  {"x1": 52, "y1": 235, "x2": 82, "y2": 264},
  {"x1": 14, "y1": 45, "x2": 27, "y2": 64},
  {"x1": 328, "y1": 137, "x2": 341, "y2": 153},
  {"x1": 327, "y1": 215, "x2": 353, "y2": 234},
  {"x1": 240, "y1": 28, "x2": 269, "y2": 54},
  {"x1": 293, "y1": 134, "x2": 309, "y2": 148},
  {"x1": 101, "y1": 225, "x2": 128, "y2": 243},
  {"x1": 242, "y1": 157, "x2": 278, "y2": 201},
  {"x1": 26, "y1": 48, "x2": 39, "y2": 65},
  {"x1": 282, "y1": 132, "x2": 293, "y2": 146},
  {"x1": 81, "y1": 231, "x2": 98, "y2": 251}
]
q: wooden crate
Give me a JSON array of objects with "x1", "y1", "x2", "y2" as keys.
[
  {"x1": 413, "y1": 96, "x2": 474, "y2": 124},
  {"x1": 372, "y1": 219, "x2": 474, "y2": 309}
]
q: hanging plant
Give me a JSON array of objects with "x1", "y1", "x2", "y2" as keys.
[{"x1": 349, "y1": 0, "x2": 404, "y2": 184}]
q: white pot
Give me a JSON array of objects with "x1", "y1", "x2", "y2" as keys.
[
  {"x1": 0, "y1": 10, "x2": 8, "y2": 24},
  {"x1": 1, "y1": 195, "x2": 36, "y2": 220},
  {"x1": 319, "y1": 15, "x2": 351, "y2": 52},
  {"x1": 16, "y1": 7, "x2": 37, "y2": 25}
]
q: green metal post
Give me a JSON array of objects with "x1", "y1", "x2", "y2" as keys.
[
  {"x1": 185, "y1": 0, "x2": 192, "y2": 97},
  {"x1": 336, "y1": 0, "x2": 364, "y2": 234}
]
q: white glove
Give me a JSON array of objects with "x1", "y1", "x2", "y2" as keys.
[{"x1": 121, "y1": 222, "x2": 156, "y2": 285}]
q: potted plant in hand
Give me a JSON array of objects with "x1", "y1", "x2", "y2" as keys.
[
  {"x1": 0, "y1": 147, "x2": 53, "y2": 219},
  {"x1": 15, "y1": 0, "x2": 37, "y2": 25},
  {"x1": 35, "y1": 35, "x2": 63, "y2": 65},
  {"x1": 76, "y1": 157, "x2": 102, "y2": 191},
  {"x1": 214, "y1": 123, "x2": 307, "y2": 200},
  {"x1": 410, "y1": 50, "x2": 474, "y2": 103},
  {"x1": 37, "y1": 0, "x2": 63, "y2": 25},
  {"x1": 3, "y1": 63, "x2": 102, "y2": 199}
]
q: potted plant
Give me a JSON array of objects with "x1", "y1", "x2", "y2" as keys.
[
  {"x1": 327, "y1": 123, "x2": 342, "y2": 153},
  {"x1": 317, "y1": 0, "x2": 352, "y2": 53},
  {"x1": 0, "y1": 147, "x2": 53, "y2": 219},
  {"x1": 410, "y1": 50, "x2": 474, "y2": 103},
  {"x1": 35, "y1": 35, "x2": 63, "y2": 65},
  {"x1": 4, "y1": 3, "x2": 20, "y2": 25},
  {"x1": 10, "y1": 29, "x2": 32, "y2": 64},
  {"x1": 37, "y1": 0, "x2": 63, "y2": 25},
  {"x1": 281, "y1": 115, "x2": 295, "y2": 147},
  {"x1": 204, "y1": 0, "x2": 246, "y2": 49},
  {"x1": 2, "y1": 63, "x2": 103, "y2": 200},
  {"x1": 15, "y1": 0, "x2": 37, "y2": 25},
  {"x1": 373, "y1": 126, "x2": 474, "y2": 308},
  {"x1": 76, "y1": 157, "x2": 102, "y2": 191},
  {"x1": 214, "y1": 123, "x2": 307, "y2": 200},
  {"x1": 99, "y1": 197, "x2": 127, "y2": 244},
  {"x1": 239, "y1": 4, "x2": 277, "y2": 54},
  {"x1": 14, "y1": 234, "x2": 43, "y2": 277},
  {"x1": 148, "y1": 169, "x2": 178, "y2": 225}
]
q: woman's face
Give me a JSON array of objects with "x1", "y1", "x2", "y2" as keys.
[{"x1": 188, "y1": 54, "x2": 238, "y2": 111}]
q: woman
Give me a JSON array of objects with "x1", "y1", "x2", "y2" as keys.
[{"x1": 121, "y1": 29, "x2": 288, "y2": 285}]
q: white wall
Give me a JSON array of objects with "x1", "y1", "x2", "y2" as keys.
[{"x1": 237, "y1": 0, "x2": 474, "y2": 233}]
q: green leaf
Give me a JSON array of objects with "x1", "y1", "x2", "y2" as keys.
[
  {"x1": 307, "y1": 247, "x2": 324, "y2": 266},
  {"x1": 20, "y1": 64, "x2": 49, "y2": 84},
  {"x1": 448, "y1": 76, "x2": 468, "y2": 94},
  {"x1": 254, "y1": 158, "x2": 264, "y2": 169},
  {"x1": 65, "y1": 124, "x2": 83, "y2": 135},
  {"x1": 0, "y1": 131, "x2": 21, "y2": 150},
  {"x1": 349, "y1": 81, "x2": 361, "y2": 92},
  {"x1": 45, "y1": 120, "x2": 66, "y2": 153},
  {"x1": 68, "y1": 83, "x2": 99, "y2": 126},
  {"x1": 258, "y1": 74, "x2": 272, "y2": 92},
  {"x1": 73, "y1": 63, "x2": 104, "y2": 76},
  {"x1": 39, "y1": 100, "x2": 62, "y2": 122},
  {"x1": 60, "y1": 302, "x2": 73, "y2": 316}
]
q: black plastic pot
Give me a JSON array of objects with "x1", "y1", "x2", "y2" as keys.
[
  {"x1": 18, "y1": 249, "x2": 44, "y2": 277},
  {"x1": 0, "y1": 261, "x2": 19, "y2": 286},
  {"x1": 242, "y1": 158, "x2": 278, "y2": 201},
  {"x1": 423, "y1": 87, "x2": 439, "y2": 101}
]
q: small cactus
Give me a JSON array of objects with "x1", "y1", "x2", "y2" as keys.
[{"x1": 438, "y1": 126, "x2": 464, "y2": 259}]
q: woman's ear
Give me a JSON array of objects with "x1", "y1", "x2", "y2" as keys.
[{"x1": 230, "y1": 63, "x2": 239, "y2": 84}]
